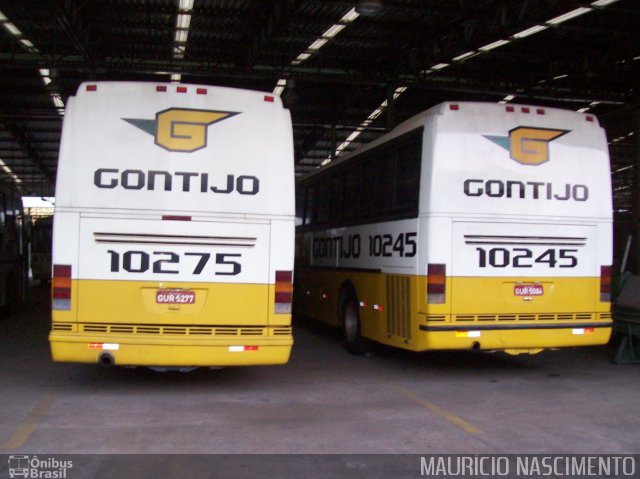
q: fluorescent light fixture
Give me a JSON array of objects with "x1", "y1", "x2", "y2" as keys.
[
  {"x1": 20, "y1": 38, "x2": 35, "y2": 49},
  {"x1": 171, "y1": 73, "x2": 182, "y2": 83},
  {"x1": 393, "y1": 86, "x2": 407, "y2": 99},
  {"x1": 453, "y1": 51, "x2": 477, "y2": 62},
  {"x1": 512, "y1": 25, "x2": 548, "y2": 39},
  {"x1": 175, "y1": 30, "x2": 188, "y2": 43},
  {"x1": 291, "y1": 53, "x2": 311, "y2": 65},
  {"x1": 591, "y1": 0, "x2": 619, "y2": 6},
  {"x1": 52, "y1": 95, "x2": 64, "y2": 108},
  {"x1": 3, "y1": 21, "x2": 20, "y2": 36},
  {"x1": 553, "y1": 74, "x2": 568, "y2": 80},
  {"x1": 273, "y1": 79, "x2": 287, "y2": 96},
  {"x1": 478, "y1": 39, "x2": 510, "y2": 52},
  {"x1": 324, "y1": 85, "x2": 407, "y2": 164},
  {"x1": 284, "y1": 7, "x2": 359, "y2": 72},
  {"x1": 176, "y1": 14, "x2": 191, "y2": 30},
  {"x1": 0, "y1": 158, "x2": 22, "y2": 185},
  {"x1": 179, "y1": 0, "x2": 194, "y2": 10},
  {"x1": 546, "y1": 7, "x2": 592, "y2": 25},
  {"x1": 307, "y1": 38, "x2": 329, "y2": 52},
  {"x1": 277, "y1": 7, "x2": 360, "y2": 97},
  {"x1": 430, "y1": 63, "x2": 449, "y2": 71},
  {"x1": 341, "y1": 8, "x2": 360, "y2": 23},
  {"x1": 323, "y1": 24, "x2": 346, "y2": 38},
  {"x1": 613, "y1": 165, "x2": 633, "y2": 174}
]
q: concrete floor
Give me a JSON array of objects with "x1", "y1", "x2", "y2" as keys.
[{"x1": 1, "y1": 284, "x2": 638, "y2": 476}]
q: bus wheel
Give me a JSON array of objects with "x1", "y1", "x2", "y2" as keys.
[{"x1": 340, "y1": 287, "x2": 369, "y2": 355}]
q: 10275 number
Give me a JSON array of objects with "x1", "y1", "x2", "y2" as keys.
[{"x1": 107, "y1": 250, "x2": 241, "y2": 276}]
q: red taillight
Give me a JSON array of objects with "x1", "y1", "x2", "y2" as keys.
[
  {"x1": 600, "y1": 265, "x2": 611, "y2": 302},
  {"x1": 449, "y1": 104, "x2": 459, "y2": 111},
  {"x1": 275, "y1": 271, "x2": 293, "y2": 314},
  {"x1": 196, "y1": 88, "x2": 207, "y2": 95},
  {"x1": 86, "y1": 84, "x2": 97, "y2": 92},
  {"x1": 427, "y1": 263, "x2": 446, "y2": 304},
  {"x1": 264, "y1": 95, "x2": 275, "y2": 103},
  {"x1": 156, "y1": 85, "x2": 167, "y2": 92},
  {"x1": 177, "y1": 86, "x2": 187, "y2": 93},
  {"x1": 52, "y1": 264, "x2": 72, "y2": 310}
]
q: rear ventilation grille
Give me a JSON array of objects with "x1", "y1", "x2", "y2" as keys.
[
  {"x1": 51, "y1": 323, "x2": 73, "y2": 331},
  {"x1": 386, "y1": 275, "x2": 412, "y2": 340},
  {"x1": 454, "y1": 312, "x2": 600, "y2": 322},
  {"x1": 77, "y1": 324, "x2": 291, "y2": 337}
]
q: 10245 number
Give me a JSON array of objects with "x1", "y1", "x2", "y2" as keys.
[{"x1": 476, "y1": 247, "x2": 578, "y2": 268}]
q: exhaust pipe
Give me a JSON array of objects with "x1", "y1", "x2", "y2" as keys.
[
  {"x1": 471, "y1": 341, "x2": 481, "y2": 352},
  {"x1": 99, "y1": 352, "x2": 115, "y2": 367}
]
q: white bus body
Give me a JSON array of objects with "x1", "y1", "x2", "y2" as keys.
[
  {"x1": 50, "y1": 82, "x2": 294, "y2": 367},
  {"x1": 295, "y1": 102, "x2": 612, "y2": 354}
]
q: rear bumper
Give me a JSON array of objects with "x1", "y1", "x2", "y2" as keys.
[
  {"x1": 417, "y1": 321, "x2": 612, "y2": 352},
  {"x1": 49, "y1": 330, "x2": 293, "y2": 367}
]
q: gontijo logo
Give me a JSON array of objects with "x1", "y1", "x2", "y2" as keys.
[
  {"x1": 484, "y1": 127, "x2": 570, "y2": 165},
  {"x1": 124, "y1": 108, "x2": 239, "y2": 153}
]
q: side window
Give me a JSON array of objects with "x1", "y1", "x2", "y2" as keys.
[
  {"x1": 316, "y1": 179, "x2": 331, "y2": 225},
  {"x1": 394, "y1": 139, "x2": 421, "y2": 214},
  {"x1": 304, "y1": 185, "x2": 316, "y2": 226},
  {"x1": 295, "y1": 186, "x2": 306, "y2": 226},
  {"x1": 371, "y1": 153, "x2": 395, "y2": 218},
  {"x1": 330, "y1": 173, "x2": 344, "y2": 223},
  {"x1": 343, "y1": 163, "x2": 362, "y2": 220},
  {"x1": 0, "y1": 192, "x2": 5, "y2": 226}
]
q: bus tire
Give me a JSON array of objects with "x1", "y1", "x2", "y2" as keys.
[{"x1": 339, "y1": 286, "x2": 369, "y2": 355}]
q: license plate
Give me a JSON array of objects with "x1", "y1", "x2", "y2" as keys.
[
  {"x1": 156, "y1": 290, "x2": 195, "y2": 304},
  {"x1": 514, "y1": 284, "x2": 543, "y2": 296}
]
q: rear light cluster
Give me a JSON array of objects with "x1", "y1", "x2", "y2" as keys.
[
  {"x1": 600, "y1": 265, "x2": 612, "y2": 302},
  {"x1": 52, "y1": 264, "x2": 72, "y2": 310},
  {"x1": 505, "y1": 105, "x2": 546, "y2": 114},
  {"x1": 88, "y1": 84, "x2": 276, "y2": 103},
  {"x1": 275, "y1": 271, "x2": 293, "y2": 314},
  {"x1": 427, "y1": 264, "x2": 446, "y2": 304}
]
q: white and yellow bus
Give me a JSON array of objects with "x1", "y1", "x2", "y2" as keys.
[
  {"x1": 294, "y1": 102, "x2": 613, "y2": 355},
  {"x1": 50, "y1": 82, "x2": 294, "y2": 367}
]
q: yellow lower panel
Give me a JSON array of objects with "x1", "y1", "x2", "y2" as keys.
[
  {"x1": 449, "y1": 276, "x2": 606, "y2": 315},
  {"x1": 417, "y1": 325, "x2": 611, "y2": 352},
  {"x1": 49, "y1": 332, "x2": 292, "y2": 367},
  {"x1": 70, "y1": 279, "x2": 271, "y2": 325}
]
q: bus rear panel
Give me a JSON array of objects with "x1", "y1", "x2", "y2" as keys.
[
  {"x1": 294, "y1": 102, "x2": 612, "y2": 355},
  {"x1": 50, "y1": 82, "x2": 295, "y2": 367}
]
